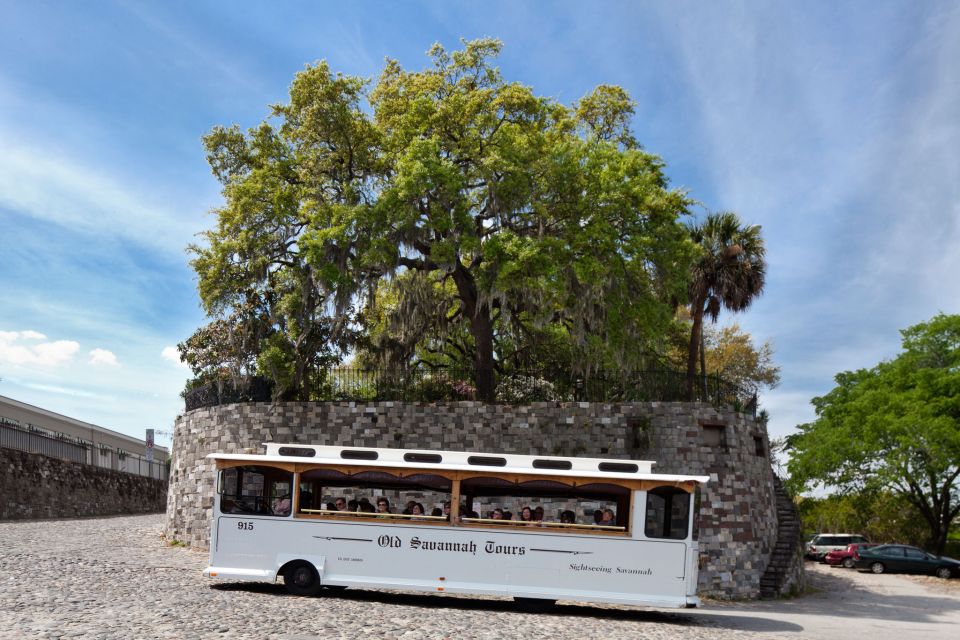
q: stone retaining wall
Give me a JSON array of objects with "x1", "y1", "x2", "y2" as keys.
[
  {"x1": 165, "y1": 401, "x2": 790, "y2": 599},
  {"x1": 0, "y1": 447, "x2": 168, "y2": 520}
]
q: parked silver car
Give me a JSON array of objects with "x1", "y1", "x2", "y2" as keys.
[{"x1": 807, "y1": 533, "x2": 869, "y2": 560}]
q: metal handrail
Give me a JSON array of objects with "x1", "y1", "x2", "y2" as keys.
[{"x1": 300, "y1": 509, "x2": 446, "y2": 520}]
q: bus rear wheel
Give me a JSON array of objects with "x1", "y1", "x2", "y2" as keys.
[
  {"x1": 283, "y1": 561, "x2": 323, "y2": 597},
  {"x1": 514, "y1": 597, "x2": 556, "y2": 613}
]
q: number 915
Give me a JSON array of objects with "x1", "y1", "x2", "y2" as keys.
[{"x1": 237, "y1": 521, "x2": 254, "y2": 531}]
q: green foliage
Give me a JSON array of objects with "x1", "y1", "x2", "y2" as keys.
[
  {"x1": 703, "y1": 323, "x2": 780, "y2": 396},
  {"x1": 667, "y1": 315, "x2": 780, "y2": 402},
  {"x1": 787, "y1": 313, "x2": 960, "y2": 554},
  {"x1": 177, "y1": 300, "x2": 269, "y2": 380},
  {"x1": 798, "y1": 493, "x2": 931, "y2": 547},
  {"x1": 188, "y1": 39, "x2": 700, "y2": 401},
  {"x1": 409, "y1": 373, "x2": 476, "y2": 402},
  {"x1": 311, "y1": 368, "x2": 476, "y2": 402},
  {"x1": 685, "y1": 212, "x2": 767, "y2": 399}
]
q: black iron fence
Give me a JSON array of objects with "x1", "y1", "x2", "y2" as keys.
[
  {"x1": 185, "y1": 368, "x2": 756, "y2": 416},
  {"x1": 183, "y1": 375, "x2": 272, "y2": 412},
  {"x1": 0, "y1": 422, "x2": 169, "y2": 480}
]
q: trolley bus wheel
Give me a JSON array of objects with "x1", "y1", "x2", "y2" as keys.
[
  {"x1": 282, "y1": 561, "x2": 323, "y2": 597},
  {"x1": 513, "y1": 597, "x2": 556, "y2": 613}
]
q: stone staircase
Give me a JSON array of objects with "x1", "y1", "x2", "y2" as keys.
[{"x1": 760, "y1": 475, "x2": 803, "y2": 598}]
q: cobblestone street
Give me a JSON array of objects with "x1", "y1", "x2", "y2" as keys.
[{"x1": 1, "y1": 514, "x2": 958, "y2": 640}]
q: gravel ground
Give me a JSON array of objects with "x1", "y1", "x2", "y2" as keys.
[{"x1": 0, "y1": 515, "x2": 957, "y2": 640}]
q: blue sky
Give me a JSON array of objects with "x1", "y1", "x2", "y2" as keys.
[{"x1": 1, "y1": 1, "x2": 958, "y2": 448}]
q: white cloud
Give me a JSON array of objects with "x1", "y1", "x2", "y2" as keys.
[
  {"x1": 19, "y1": 381, "x2": 101, "y2": 399},
  {"x1": 0, "y1": 330, "x2": 79, "y2": 367},
  {"x1": 89, "y1": 348, "x2": 120, "y2": 367},
  {"x1": 161, "y1": 345, "x2": 189, "y2": 369},
  {"x1": 0, "y1": 330, "x2": 44, "y2": 342}
]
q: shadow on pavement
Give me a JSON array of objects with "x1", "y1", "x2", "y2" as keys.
[
  {"x1": 211, "y1": 563, "x2": 958, "y2": 632},
  {"x1": 211, "y1": 582, "x2": 802, "y2": 632}
]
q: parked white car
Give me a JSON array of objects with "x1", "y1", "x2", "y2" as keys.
[{"x1": 807, "y1": 533, "x2": 869, "y2": 560}]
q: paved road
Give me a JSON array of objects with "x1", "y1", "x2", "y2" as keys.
[
  {"x1": 691, "y1": 561, "x2": 960, "y2": 639},
  {"x1": 0, "y1": 515, "x2": 957, "y2": 639}
]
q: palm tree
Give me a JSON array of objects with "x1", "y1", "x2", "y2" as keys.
[{"x1": 686, "y1": 212, "x2": 766, "y2": 400}]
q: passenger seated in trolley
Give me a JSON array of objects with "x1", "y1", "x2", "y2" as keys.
[
  {"x1": 598, "y1": 508, "x2": 616, "y2": 527},
  {"x1": 376, "y1": 498, "x2": 391, "y2": 514},
  {"x1": 272, "y1": 494, "x2": 291, "y2": 516},
  {"x1": 560, "y1": 509, "x2": 576, "y2": 524},
  {"x1": 518, "y1": 506, "x2": 535, "y2": 525},
  {"x1": 299, "y1": 491, "x2": 313, "y2": 511}
]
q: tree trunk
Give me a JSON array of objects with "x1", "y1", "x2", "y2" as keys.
[
  {"x1": 686, "y1": 301, "x2": 704, "y2": 401},
  {"x1": 922, "y1": 511, "x2": 950, "y2": 556},
  {"x1": 470, "y1": 307, "x2": 496, "y2": 402},
  {"x1": 933, "y1": 529, "x2": 948, "y2": 557},
  {"x1": 906, "y1": 482, "x2": 955, "y2": 556},
  {"x1": 294, "y1": 349, "x2": 308, "y2": 401},
  {"x1": 699, "y1": 322, "x2": 708, "y2": 399},
  {"x1": 452, "y1": 263, "x2": 496, "y2": 402}
]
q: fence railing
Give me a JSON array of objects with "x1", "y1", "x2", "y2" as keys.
[
  {"x1": 185, "y1": 368, "x2": 756, "y2": 416},
  {"x1": 0, "y1": 421, "x2": 87, "y2": 463},
  {"x1": 0, "y1": 422, "x2": 169, "y2": 480}
]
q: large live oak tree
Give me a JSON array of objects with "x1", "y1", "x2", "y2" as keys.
[{"x1": 188, "y1": 39, "x2": 698, "y2": 400}]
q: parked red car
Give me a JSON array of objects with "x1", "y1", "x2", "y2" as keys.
[{"x1": 825, "y1": 543, "x2": 882, "y2": 568}]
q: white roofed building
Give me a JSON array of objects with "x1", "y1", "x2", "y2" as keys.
[{"x1": 0, "y1": 394, "x2": 168, "y2": 479}]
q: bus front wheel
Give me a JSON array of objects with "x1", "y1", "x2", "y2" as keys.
[
  {"x1": 283, "y1": 561, "x2": 323, "y2": 597},
  {"x1": 514, "y1": 597, "x2": 556, "y2": 613}
]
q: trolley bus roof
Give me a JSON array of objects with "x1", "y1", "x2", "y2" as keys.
[{"x1": 206, "y1": 444, "x2": 710, "y2": 484}]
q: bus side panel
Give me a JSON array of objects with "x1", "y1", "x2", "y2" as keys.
[
  {"x1": 209, "y1": 517, "x2": 692, "y2": 606},
  {"x1": 209, "y1": 515, "x2": 291, "y2": 580}
]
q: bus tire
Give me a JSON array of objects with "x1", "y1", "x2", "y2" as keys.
[
  {"x1": 514, "y1": 597, "x2": 556, "y2": 613},
  {"x1": 282, "y1": 561, "x2": 323, "y2": 596}
]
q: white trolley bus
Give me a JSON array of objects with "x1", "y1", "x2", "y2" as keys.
[{"x1": 204, "y1": 444, "x2": 708, "y2": 609}]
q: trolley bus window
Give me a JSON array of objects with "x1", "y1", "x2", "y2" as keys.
[
  {"x1": 219, "y1": 465, "x2": 293, "y2": 517},
  {"x1": 458, "y1": 476, "x2": 630, "y2": 533},
  {"x1": 644, "y1": 486, "x2": 692, "y2": 540},
  {"x1": 297, "y1": 468, "x2": 452, "y2": 521}
]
